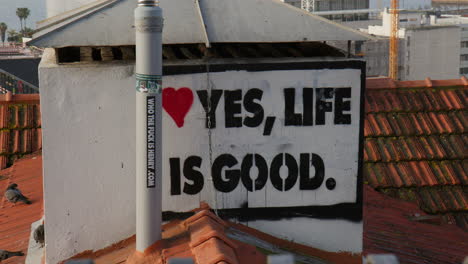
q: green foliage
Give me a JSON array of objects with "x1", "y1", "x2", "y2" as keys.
[
  {"x1": 16, "y1": 8, "x2": 30, "y2": 31},
  {"x1": 7, "y1": 29, "x2": 20, "y2": 43},
  {"x1": 21, "y1": 27, "x2": 34, "y2": 38}
]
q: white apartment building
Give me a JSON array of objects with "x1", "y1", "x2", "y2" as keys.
[
  {"x1": 282, "y1": 0, "x2": 370, "y2": 21},
  {"x1": 365, "y1": 9, "x2": 464, "y2": 80},
  {"x1": 430, "y1": 14, "x2": 468, "y2": 76}
]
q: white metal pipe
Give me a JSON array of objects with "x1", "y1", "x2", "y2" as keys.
[{"x1": 134, "y1": 0, "x2": 163, "y2": 253}]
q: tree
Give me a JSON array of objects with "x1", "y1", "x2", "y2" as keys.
[
  {"x1": 22, "y1": 8, "x2": 30, "y2": 29},
  {"x1": 21, "y1": 27, "x2": 34, "y2": 38},
  {"x1": 16, "y1": 9, "x2": 23, "y2": 32},
  {"x1": 7, "y1": 29, "x2": 20, "y2": 43},
  {"x1": 16, "y1": 8, "x2": 30, "y2": 32},
  {"x1": 0, "y1": 23, "x2": 7, "y2": 46}
]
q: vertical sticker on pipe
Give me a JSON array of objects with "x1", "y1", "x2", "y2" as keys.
[{"x1": 147, "y1": 95, "x2": 156, "y2": 188}]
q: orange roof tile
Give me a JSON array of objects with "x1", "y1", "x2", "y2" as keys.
[
  {"x1": 364, "y1": 185, "x2": 468, "y2": 264},
  {"x1": 65, "y1": 208, "x2": 360, "y2": 264},
  {"x1": 0, "y1": 152, "x2": 43, "y2": 264},
  {"x1": 365, "y1": 77, "x2": 468, "y2": 231},
  {"x1": 0, "y1": 95, "x2": 41, "y2": 170}
]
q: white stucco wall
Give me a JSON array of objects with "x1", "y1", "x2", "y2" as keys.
[
  {"x1": 40, "y1": 49, "x2": 363, "y2": 263},
  {"x1": 40, "y1": 49, "x2": 137, "y2": 264},
  {"x1": 248, "y1": 218, "x2": 363, "y2": 252}
]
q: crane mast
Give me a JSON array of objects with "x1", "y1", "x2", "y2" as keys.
[{"x1": 389, "y1": 0, "x2": 399, "y2": 80}]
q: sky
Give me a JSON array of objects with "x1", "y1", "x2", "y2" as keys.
[{"x1": 0, "y1": 0, "x2": 46, "y2": 32}]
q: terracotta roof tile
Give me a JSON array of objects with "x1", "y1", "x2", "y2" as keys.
[
  {"x1": 68, "y1": 207, "x2": 360, "y2": 264},
  {"x1": 453, "y1": 213, "x2": 468, "y2": 230},
  {"x1": 365, "y1": 88, "x2": 467, "y2": 114},
  {"x1": 0, "y1": 152, "x2": 43, "y2": 264},
  {"x1": 0, "y1": 96, "x2": 41, "y2": 170},
  {"x1": 366, "y1": 112, "x2": 466, "y2": 137},
  {"x1": 364, "y1": 185, "x2": 468, "y2": 264},
  {"x1": 367, "y1": 76, "x2": 468, "y2": 89},
  {"x1": 365, "y1": 78, "x2": 467, "y2": 230},
  {"x1": 417, "y1": 186, "x2": 468, "y2": 213}
]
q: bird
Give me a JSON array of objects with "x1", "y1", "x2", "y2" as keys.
[
  {"x1": 34, "y1": 223, "x2": 44, "y2": 247},
  {"x1": 0, "y1": 249, "x2": 24, "y2": 260},
  {"x1": 4, "y1": 183, "x2": 31, "y2": 204}
]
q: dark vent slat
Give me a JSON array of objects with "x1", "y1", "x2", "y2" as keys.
[{"x1": 57, "y1": 42, "x2": 347, "y2": 63}]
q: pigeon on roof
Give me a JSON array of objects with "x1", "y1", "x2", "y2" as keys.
[
  {"x1": 0, "y1": 249, "x2": 24, "y2": 260},
  {"x1": 4, "y1": 183, "x2": 31, "y2": 204},
  {"x1": 34, "y1": 223, "x2": 45, "y2": 247}
]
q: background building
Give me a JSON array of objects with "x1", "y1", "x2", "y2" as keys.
[
  {"x1": 363, "y1": 8, "x2": 463, "y2": 80},
  {"x1": 429, "y1": 14, "x2": 468, "y2": 76},
  {"x1": 432, "y1": 0, "x2": 468, "y2": 12},
  {"x1": 370, "y1": 0, "x2": 431, "y2": 9},
  {"x1": 282, "y1": 0, "x2": 371, "y2": 21}
]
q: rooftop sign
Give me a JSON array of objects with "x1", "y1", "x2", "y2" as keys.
[{"x1": 161, "y1": 61, "x2": 364, "y2": 221}]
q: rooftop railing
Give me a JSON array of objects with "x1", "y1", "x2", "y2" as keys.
[{"x1": 0, "y1": 68, "x2": 39, "y2": 94}]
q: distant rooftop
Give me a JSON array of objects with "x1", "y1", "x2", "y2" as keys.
[
  {"x1": 30, "y1": 0, "x2": 373, "y2": 48},
  {"x1": 0, "y1": 58, "x2": 41, "y2": 88}
]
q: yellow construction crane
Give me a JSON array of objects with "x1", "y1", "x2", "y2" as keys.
[{"x1": 389, "y1": 0, "x2": 399, "y2": 80}]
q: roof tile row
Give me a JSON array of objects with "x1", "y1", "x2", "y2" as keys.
[
  {"x1": 366, "y1": 76, "x2": 468, "y2": 89},
  {"x1": 78, "y1": 204, "x2": 358, "y2": 264},
  {"x1": 417, "y1": 186, "x2": 467, "y2": 214},
  {"x1": 364, "y1": 111, "x2": 466, "y2": 137},
  {"x1": 452, "y1": 212, "x2": 468, "y2": 230},
  {"x1": 365, "y1": 78, "x2": 467, "y2": 231},
  {"x1": 0, "y1": 128, "x2": 42, "y2": 170},
  {"x1": 124, "y1": 210, "x2": 267, "y2": 264},
  {"x1": 364, "y1": 134, "x2": 467, "y2": 162},
  {"x1": 364, "y1": 160, "x2": 468, "y2": 187},
  {"x1": 0, "y1": 153, "x2": 43, "y2": 264},
  {"x1": 0, "y1": 97, "x2": 42, "y2": 170},
  {"x1": 0, "y1": 129, "x2": 42, "y2": 154},
  {"x1": 365, "y1": 88, "x2": 467, "y2": 113},
  {"x1": 364, "y1": 185, "x2": 468, "y2": 264},
  {"x1": 379, "y1": 186, "x2": 468, "y2": 214},
  {"x1": 0, "y1": 104, "x2": 41, "y2": 129}
]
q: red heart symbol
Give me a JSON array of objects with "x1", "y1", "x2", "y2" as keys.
[{"x1": 162, "y1": 87, "x2": 194, "y2": 128}]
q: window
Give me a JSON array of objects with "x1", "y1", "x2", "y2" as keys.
[
  {"x1": 461, "y1": 54, "x2": 468, "y2": 61},
  {"x1": 460, "y1": 67, "x2": 468, "y2": 74},
  {"x1": 461, "y1": 41, "x2": 468, "y2": 48}
]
